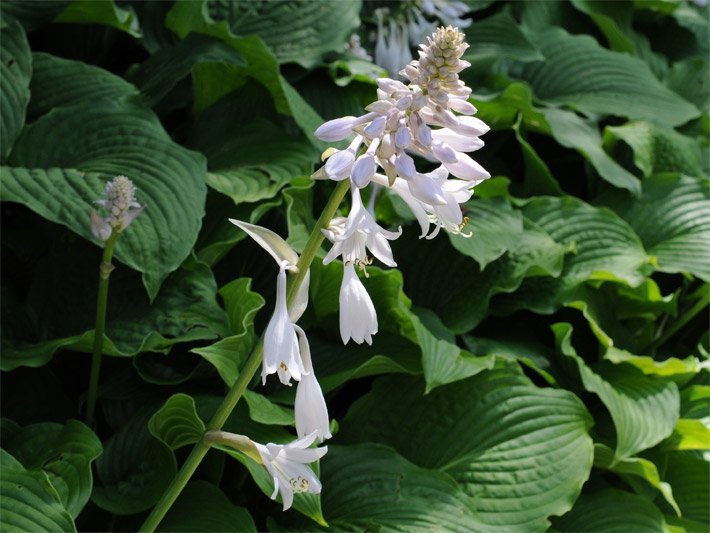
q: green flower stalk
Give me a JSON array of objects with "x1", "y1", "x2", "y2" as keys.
[{"x1": 85, "y1": 176, "x2": 144, "y2": 427}]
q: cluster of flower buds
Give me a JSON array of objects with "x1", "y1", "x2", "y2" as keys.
[
  {"x1": 90, "y1": 175, "x2": 144, "y2": 242},
  {"x1": 314, "y1": 25, "x2": 490, "y2": 347},
  {"x1": 225, "y1": 26, "x2": 487, "y2": 513},
  {"x1": 372, "y1": 1, "x2": 471, "y2": 77}
]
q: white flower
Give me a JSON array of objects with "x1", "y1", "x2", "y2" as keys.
[
  {"x1": 229, "y1": 220, "x2": 312, "y2": 383},
  {"x1": 421, "y1": 0, "x2": 471, "y2": 29},
  {"x1": 372, "y1": 169, "x2": 473, "y2": 239},
  {"x1": 254, "y1": 432, "x2": 327, "y2": 511},
  {"x1": 322, "y1": 187, "x2": 401, "y2": 267},
  {"x1": 375, "y1": 9, "x2": 413, "y2": 78},
  {"x1": 293, "y1": 326, "x2": 331, "y2": 442},
  {"x1": 90, "y1": 175, "x2": 144, "y2": 241},
  {"x1": 262, "y1": 263, "x2": 305, "y2": 386},
  {"x1": 339, "y1": 263, "x2": 378, "y2": 345}
]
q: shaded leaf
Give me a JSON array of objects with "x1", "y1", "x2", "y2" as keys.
[
  {"x1": 158, "y1": 481, "x2": 256, "y2": 532},
  {"x1": 0, "y1": 17, "x2": 31, "y2": 160},
  {"x1": 0, "y1": 450, "x2": 75, "y2": 532},
  {"x1": 554, "y1": 323, "x2": 680, "y2": 460},
  {"x1": 605, "y1": 121, "x2": 703, "y2": 178},
  {"x1": 3, "y1": 420, "x2": 102, "y2": 518},
  {"x1": 551, "y1": 488, "x2": 667, "y2": 532},
  {"x1": 92, "y1": 406, "x2": 177, "y2": 515},
  {"x1": 54, "y1": 0, "x2": 140, "y2": 37},
  {"x1": 322, "y1": 444, "x2": 480, "y2": 531}
]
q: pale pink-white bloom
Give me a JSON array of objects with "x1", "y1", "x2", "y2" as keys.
[
  {"x1": 339, "y1": 263, "x2": 378, "y2": 345},
  {"x1": 253, "y1": 431, "x2": 327, "y2": 511},
  {"x1": 90, "y1": 175, "x2": 144, "y2": 241},
  {"x1": 293, "y1": 325, "x2": 331, "y2": 443}
]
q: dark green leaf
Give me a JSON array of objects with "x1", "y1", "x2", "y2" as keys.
[
  {"x1": 0, "y1": 17, "x2": 31, "y2": 160},
  {"x1": 4, "y1": 98, "x2": 207, "y2": 299},
  {"x1": 3, "y1": 420, "x2": 102, "y2": 518},
  {"x1": 0, "y1": 450, "x2": 76, "y2": 532},
  {"x1": 518, "y1": 27, "x2": 699, "y2": 126},
  {"x1": 158, "y1": 481, "x2": 256, "y2": 532},
  {"x1": 551, "y1": 488, "x2": 668, "y2": 532},
  {"x1": 340, "y1": 365, "x2": 594, "y2": 531}
]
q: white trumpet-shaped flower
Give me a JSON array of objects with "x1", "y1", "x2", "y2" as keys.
[
  {"x1": 263, "y1": 262, "x2": 305, "y2": 385},
  {"x1": 339, "y1": 263, "x2": 378, "y2": 345},
  {"x1": 322, "y1": 187, "x2": 401, "y2": 267},
  {"x1": 293, "y1": 326, "x2": 331, "y2": 442},
  {"x1": 209, "y1": 430, "x2": 327, "y2": 513},
  {"x1": 229, "y1": 220, "x2": 312, "y2": 384},
  {"x1": 254, "y1": 431, "x2": 327, "y2": 511}
]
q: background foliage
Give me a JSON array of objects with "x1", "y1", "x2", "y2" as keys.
[{"x1": 1, "y1": 0, "x2": 708, "y2": 531}]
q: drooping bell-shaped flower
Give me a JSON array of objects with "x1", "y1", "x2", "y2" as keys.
[
  {"x1": 229, "y1": 220, "x2": 311, "y2": 384},
  {"x1": 293, "y1": 325, "x2": 331, "y2": 442},
  {"x1": 263, "y1": 262, "x2": 305, "y2": 386},
  {"x1": 339, "y1": 263, "x2": 378, "y2": 345}
]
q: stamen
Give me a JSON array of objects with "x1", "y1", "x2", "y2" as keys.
[{"x1": 290, "y1": 476, "x2": 309, "y2": 493}]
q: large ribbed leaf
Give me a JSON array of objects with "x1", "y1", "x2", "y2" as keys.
[
  {"x1": 602, "y1": 174, "x2": 710, "y2": 281},
  {"x1": 543, "y1": 108, "x2": 641, "y2": 195},
  {"x1": 125, "y1": 34, "x2": 244, "y2": 106},
  {"x1": 207, "y1": 0, "x2": 361, "y2": 68},
  {"x1": 448, "y1": 196, "x2": 524, "y2": 269},
  {"x1": 464, "y1": 12, "x2": 542, "y2": 61},
  {"x1": 340, "y1": 364, "x2": 594, "y2": 531},
  {"x1": 0, "y1": 17, "x2": 31, "y2": 160},
  {"x1": 157, "y1": 481, "x2": 256, "y2": 532},
  {"x1": 188, "y1": 117, "x2": 315, "y2": 206},
  {"x1": 3, "y1": 420, "x2": 102, "y2": 518},
  {"x1": 662, "y1": 451, "x2": 710, "y2": 524},
  {"x1": 495, "y1": 196, "x2": 650, "y2": 314},
  {"x1": 554, "y1": 323, "x2": 679, "y2": 460},
  {"x1": 3, "y1": 99, "x2": 207, "y2": 299},
  {"x1": 551, "y1": 488, "x2": 667, "y2": 532},
  {"x1": 321, "y1": 444, "x2": 480, "y2": 531},
  {"x1": 166, "y1": 0, "x2": 326, "y2": 149},
  {"x1": 0, "y1": 450, "x2": 76, "y2": 533},
  {"x1": 518, "y1": 27, "x2": 699, "y2": 126},
  {"x1": 604, "y1": 121, "x2": 703, "y2": 178},
  {"x1": 28, "y1": 52, "x2": 139, "y2": 118}
]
